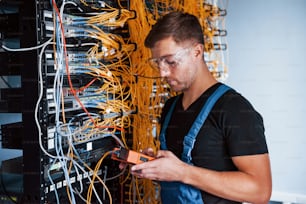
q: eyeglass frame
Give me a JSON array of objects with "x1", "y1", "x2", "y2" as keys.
[{"x1": 147, "y1": 47, "x2": 192, "y2": 71}]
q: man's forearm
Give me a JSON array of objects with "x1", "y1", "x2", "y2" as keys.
[{"x1": 182, "y1": 155, "x2": 272, "y2": 203}]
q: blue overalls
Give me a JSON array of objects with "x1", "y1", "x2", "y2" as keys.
[{"x1": 159, "y1": 84, "x2": 231, "y2": 204}]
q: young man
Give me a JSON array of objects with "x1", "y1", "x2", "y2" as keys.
[{"x1": 131, "y1": 11, "x2": 272, "y2": 204}]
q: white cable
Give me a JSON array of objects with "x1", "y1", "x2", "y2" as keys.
[
  {"x1": 35, "y1": 38, "x2": 58, "y2": 159},
  {"x1": 1, "y1": 39, "x2": 53, "y2": 52}
]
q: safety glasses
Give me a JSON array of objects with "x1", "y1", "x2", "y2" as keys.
[{"x1": 147, "y1": 47, "x2": 191, "y2": 71}]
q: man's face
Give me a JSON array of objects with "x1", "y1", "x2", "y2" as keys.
[{"x1": 149, "y1": 37, "x2": 197, "y2": 92}]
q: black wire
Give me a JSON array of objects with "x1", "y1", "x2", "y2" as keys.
[
  {"x1": 0, "y1": 76, "x2": 12, "y2": 88},
  {"x1": 133, "y1": 74, "x2": 162, "y2": 79},
  {"x1": 0, "y1": 167, "x2": 18, "y2": 204}
]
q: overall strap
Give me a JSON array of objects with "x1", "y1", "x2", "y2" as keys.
[
  {"x1": 159, "y1": 84, "x2": 231, "y2": 152},
  {"x1": 159, "y1": 96, "x2": 179, "y2": 150},
  {"x1": 182, "y1": 84, "x2": 231, "y2": 163},
  {"x1": 159, "y1": 84, "x2": 231, "y2": 204}
]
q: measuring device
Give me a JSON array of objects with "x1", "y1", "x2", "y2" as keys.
[{"x1": 111, "y1": 147, "x2": 155, "y2": 164}]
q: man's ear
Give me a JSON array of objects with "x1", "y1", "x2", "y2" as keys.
[{"x1": 193, "y1": 43, "x2": 204, "y2": 58}]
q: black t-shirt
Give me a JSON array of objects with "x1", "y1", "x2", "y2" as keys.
[{"x1": 160, "y1": 83, "x2": 268, "y2": 204}]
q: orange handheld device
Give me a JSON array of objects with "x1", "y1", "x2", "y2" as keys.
[{"x1": 111, "y1": 147, "x2": 155, "y2": 164}]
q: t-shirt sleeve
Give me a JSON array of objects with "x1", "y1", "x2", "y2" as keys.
[{"x1": 222, "y1": 93, "x2": 268, "y2": 156}]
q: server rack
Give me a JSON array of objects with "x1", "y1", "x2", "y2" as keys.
[{"x1": 1, "y1": 0, "x2": 135, "y2": 203}]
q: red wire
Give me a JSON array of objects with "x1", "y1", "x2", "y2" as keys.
[
  {"x1": 71, "y1": 77, "x2": 97, "y2": 93},
  {"x1": 51, "y1": 0, "x2": 123, "y2": 132}
]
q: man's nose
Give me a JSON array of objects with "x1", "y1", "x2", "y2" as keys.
[{"x1": 159, "y1": 66, "x2": 170, "y2": 77}]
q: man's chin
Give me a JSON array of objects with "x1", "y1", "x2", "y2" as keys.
[{"x1": 169, "y1": 85, "x2": 182, "y2": 92}]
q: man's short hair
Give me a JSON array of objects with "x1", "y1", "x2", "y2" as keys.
[{"x1": 145, "y1": 11, "x2": 205, "y2": 48}]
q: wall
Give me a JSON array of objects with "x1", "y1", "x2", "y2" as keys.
[{"x1": 226, "y1": 0, "x2": 306, "y2": 203}]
